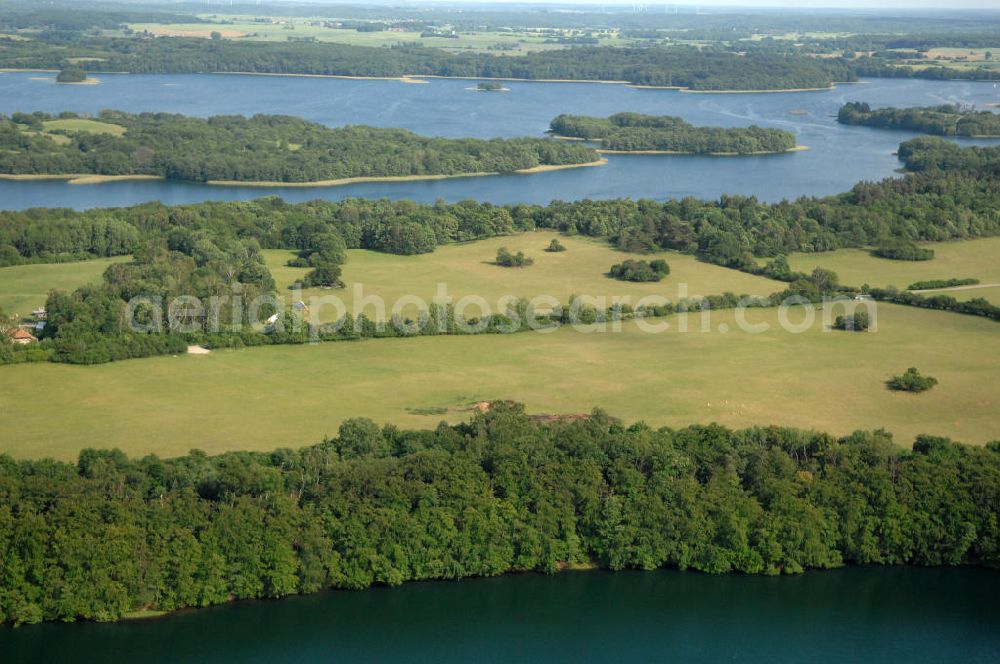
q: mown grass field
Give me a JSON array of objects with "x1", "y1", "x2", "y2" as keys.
[
  {"x1": 41, "y1": 119, "x2": 126, "y2": 136},
  {"x1": 124, "y1": 17, "x2": 588, "y2": 54},
  {"x1": 266, "y1": 232, "x2": 784, "y2": 322},
  {"x1": 948, "y1": 285, "x2": 1000, "y2": 302},
  {"x1": 0, "y1": 257, "x2": 129, "y2": 316},
  {"x1": 1, "y1": 303, "x2": 997, "y2": 460},
  {"x1": 787, "y1": 238, "x2": 1000, "y2": 291}
]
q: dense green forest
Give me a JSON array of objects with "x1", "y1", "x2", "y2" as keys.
[
  {"x1": 0, "y1": 403, "x2": 998, "y2": 625},
  {"x1": 0, "y1": 37, "x2": 855, "y2": 90},
  {"x1": 549, "y1": 113, "x2": 798, "y2": 154},
  {"x1": 838, "y1": 102, "x2": 1000, "y2": 137},
  {"x1": 2, "y1": 138, "x2": 998, "y2": 364},
  {"x1": 0, "y1": 111, "x2": 597, "y2": 183}
]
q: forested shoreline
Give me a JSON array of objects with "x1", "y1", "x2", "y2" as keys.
[
  {"x1": 0, "y1": 37, "x2": 855, "y2": 90},
  {"x1": 0, "y1": 403, "x2": 998, "y2": 626},
  {"x1": 0, "y1": 111, "x2": 598, "y2": 183},
  {"x1": 838, "y1": 102, "x2": 1000, "y2": 137},
  {"x1": 2, "y1": 33, "x2": 997, "y2": 89},
  {"x1": 550, "y1": 113, "x2": 799, "y2": 154}
]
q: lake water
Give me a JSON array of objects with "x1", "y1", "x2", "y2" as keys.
[
  {"x1": 0, "y1": 72, "x2": 998, "y2": 210},
  {"x1": 1, "y1": 566, "x2": 998, "y2": 663}
]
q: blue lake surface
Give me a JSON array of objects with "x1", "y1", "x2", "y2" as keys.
[
  {"x1": 0, "y1": 72, "x2": 998, "y2": 210},
  {"x1": 1, "y1": 566, "x2": 998, "y2": 663}
]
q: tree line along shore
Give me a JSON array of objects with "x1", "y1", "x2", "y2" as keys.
[
  {"x1": 1, "y1": 32, "x2": 998, "y2": 91},
  {"x1": 0, "y1": 402, "x2": 997, "y2": 626}
]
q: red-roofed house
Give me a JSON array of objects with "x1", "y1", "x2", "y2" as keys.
[{"x1": 9, "y1": 328, "x2": 37, "y2": 345}]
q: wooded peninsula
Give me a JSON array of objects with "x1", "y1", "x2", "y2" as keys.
[
  {"x1": 0, "y1": 111, "x2": 599, "y2": 184},
  {"x1": 550, "y1": 113, "x2": 800, "y2": 154},
  {"x1": 837, "y1": 102, "x2": 1000, "y2": 137}
]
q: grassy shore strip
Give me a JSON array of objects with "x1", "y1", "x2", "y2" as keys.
[
  {"x1": 680, "y1": 85, "x2": 836, "y2": 94},
  {"x1": 408, "y1": 74, "x2": 630, "y2": 85},
  {"x1": 212, "y1": 71, "x2": 428, "y2": 83},
  {"x1": 596, "y1": 146, "x2": 809, "y2": 156},
  {"x1": 0, "y1": 173, "x2": 162, "y2": 184},
  {"x1": 29, "y1": 76, "x2": 102, "y2": 86},
  {"x1": 205, "y1": 159, "x2": 607, "y2": 188}
]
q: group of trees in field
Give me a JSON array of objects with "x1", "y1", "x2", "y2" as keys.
[
  {"x1": 0, "y1": 111, "x2": 597, "y2": 183},
  {"x1": 550, "y1": 113, "x2": 798, "y2": 154},
  {"x1": 608, "y1": 258, "x2": 670, "y2": 282},
  {"x1": 0, "y1": 402, "x2": 998, "y2": 626},
  {"x1": 907, "y1": 278, "x2": 978, "y2": 290},
  {"x1": 872, "y1": 239, "x2": 935, "y2": 261},
  {"x1": 887, "y1": 367, "x2": 938, "y2": 392},
  {"x1": 832, "y1": 311, "x2": 871, "y2": 332},
  {"x1": 838, "y1": 102, "x2": 1000, "y2": 137},
  {"x1": 495, "y1": 246, "x2": 534, "y2": 267}
]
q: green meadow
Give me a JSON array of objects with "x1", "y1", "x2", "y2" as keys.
[
  {"x1": 787, "y1": 237, "x2": 1000, "y2": 291},
  {"x1": 0, "y1": 257, "x2": 130, "y2": 316},
  {"x1": 1, "y1": 303, "x2": 997, "y2": 460},
  {"x1": 125, "y1": 18, "x2": 580, "y2": 54},
  {"x1": 41, "y1": 118, "x2": 127, "y2": 136},
  {"x1": 266, "y1": 232, "x2": 784, "y2": 321}
]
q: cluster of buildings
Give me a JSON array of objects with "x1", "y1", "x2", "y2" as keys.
[{"x1": 6, "y1": 308, "x2": 46, "y2": 345}]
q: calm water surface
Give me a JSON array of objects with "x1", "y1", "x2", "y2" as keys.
[
  {"x1": 1, "y1": 567, "x2": 998, "y2": 663},
  {"x1": 0, "y1": 73, "x2": 998, "y2": 210}
]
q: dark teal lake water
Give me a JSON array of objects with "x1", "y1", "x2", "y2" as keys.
[
  {"x1": 2, "y1": 567, "x2": 998, "y2": 663},
  {"x1": 0, "y1": 73, "x2": 998, "y2": 210}
]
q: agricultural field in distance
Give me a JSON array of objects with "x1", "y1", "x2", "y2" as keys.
[
  {"x1": 787, "y1": 237, "x2": 1000, "y2": 293},
  {"x1": 886, "y1": 46, "x2": 1000, "y2": 73},
  {"x1": 0, "y1": 302, "x2": 997, "y2": 460},
  {"x1": 13, "y1": 117, "x2": 127, "y2": 146},
  {"x1": 0, "y1": 257, "x2": 130, "y2": 316},
  {"x1": 266, "y1": 232, "x2": 784, "y2": 321},
  {"x1": 123, "y1": 15, "x2": 629, "y2": 54},
  {"x1": 41, "y1": 119, "x2": 126, "y2": 136}
]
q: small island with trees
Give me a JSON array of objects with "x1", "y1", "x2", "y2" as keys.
[
  {"x1": 0, "y1": 111, "x2": 601, "y2": 185},
  {"x1": 549, "y1": 113, "x2": 802, "y2": 155},
  {"x1": 838, "y1": 102, "x2": 1000, "y2": 137},
  {"x1": 55, "y1": 67, "x2": 91, "y2": 84},
  {"x1": 476, "y1": 81, "x2": 507, "y2": 92}
]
